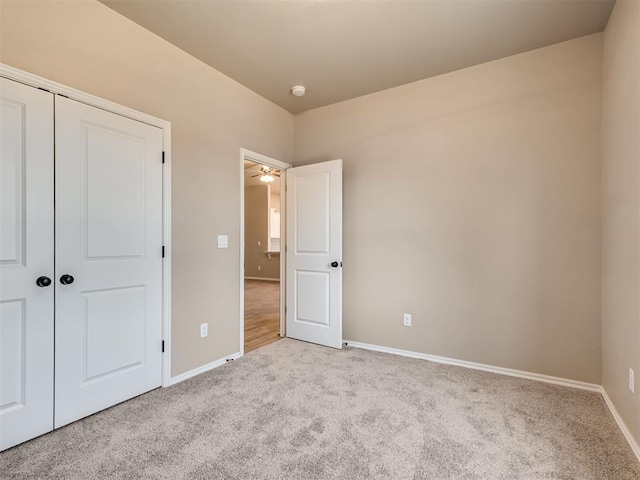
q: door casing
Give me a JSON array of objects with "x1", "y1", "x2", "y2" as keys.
[{"x1": 239, "y1": 148, "x2": 291, "y2": 355}]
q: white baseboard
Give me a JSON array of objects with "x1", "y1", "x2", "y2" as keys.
[
  {"x1": 344, "y1": 340, "x2": 640, "y2": 464},
  {"x1": 344, "y1": 340, "x2": 601, "y2": 392},
  {"x1": 167, "y1": 351, "x2": 241, "y2": 386},
  {"x1": 245, "y1": 276, "x2": 280, "y2": 282},
  {"x1": 166, "y1": 340, "x2": 639, "y2": 465},
  {"x1": 601, "y1": 388, "x2": 640, "y2": 463}
]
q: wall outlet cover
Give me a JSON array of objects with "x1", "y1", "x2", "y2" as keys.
[
  {"x1": 217, "y1": 235, "x2": 228, "y2": 248},
  {"x1": 200, "y1": 323, "x2": 208, "y2": 338},
  {"x1": 403, "y1": 313, "x2": 412, "y2": 327}
]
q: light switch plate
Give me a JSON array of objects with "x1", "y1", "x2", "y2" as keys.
[{"x1": 217, "y1": 235, "x2": 228, "y2": 248}]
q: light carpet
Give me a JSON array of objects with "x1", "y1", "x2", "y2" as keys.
[{"x1": 1, "y1": 339, "x2": 639, "y2": 479}]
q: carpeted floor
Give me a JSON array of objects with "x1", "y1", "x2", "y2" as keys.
[{"x1": 1, "y1": 339, "x2": 639, "y2": 479}]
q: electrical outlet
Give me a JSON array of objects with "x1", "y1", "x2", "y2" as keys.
[
  {"x1": 257, "y1": 265, "x2": 261, "y2": 271},
  {"x1": 200, "y1": 323, "x2": 208, "y2": 338},
  {"x1": 630, "y1": 368, "x2": 635, "y2": 393},
  {"x1": 217, "y1": 235, "x2": 228, "y2": 248},
  {"x1": 403, "y1": 313, "x2": 412, "y2": 327}
]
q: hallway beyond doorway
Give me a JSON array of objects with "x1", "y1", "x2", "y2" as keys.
[{"x1": 244, "y1": 280, "x2": 281, "y2": 353}]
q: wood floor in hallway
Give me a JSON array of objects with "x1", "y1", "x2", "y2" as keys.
[{"x1": 244, "y1": 279, "x2": 281, "y2": 354}]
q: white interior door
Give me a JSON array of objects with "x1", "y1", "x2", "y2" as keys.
[
  {"x1": 54, "y1": 96, "x2": 163, "y2": 428},
  {"x1": 286, "y1": 159, "x2": 342, "y2": 348},
  {"x1": 0, "y1": 78, "x2": 54, "y2": 450}
]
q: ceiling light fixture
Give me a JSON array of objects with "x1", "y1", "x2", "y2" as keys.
[
  {"x1": 259, "y1": 173, "x2": 275, "y2": 183},
  {"x1": 253, "y1": 165, "x2": 278, "y2": 183},
  {"x1": 291, "y1": 85, "x2": 306, "y2": 97}
]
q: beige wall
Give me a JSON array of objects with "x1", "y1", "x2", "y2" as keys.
[
  {"x1": 295, "y1": 35, "x2": 603, "y2": 384},
  {"x1": 602, "y1": 0, "x2": 640, "y2": 446},
  {"x1": 1, "y1": 0, "x2": 626, "y2": 405},
  {"x1": 0, "y1": 0, "x2": 294, "y2": 376},
  {"x1": 245, "y1": 186, "x2": 280, "y2": 280}
]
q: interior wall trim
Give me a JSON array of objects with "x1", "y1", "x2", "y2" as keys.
[
  {"x1": 168, "y1": 352, "x2": 241, "y2": 387},
  {"x1": 601, "y1": 388, "x2": 640, "y2": 463},
  {"x1": 239, "y1": 148, "x2": 292, "y2": 356},
  {"x1": 345, "y1": 340, "x2": 640, "y2": 463},
  {"x1": 344, "y1": 340, "x2": 601, "y2": 391}
]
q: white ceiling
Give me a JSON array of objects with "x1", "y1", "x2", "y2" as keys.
[{"x1": 100, "y1": 0, "x2": 615, "y2": 113}]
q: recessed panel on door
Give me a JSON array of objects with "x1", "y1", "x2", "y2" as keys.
[
  {"x1": 54, "y1": 96, "x2": 163, "y2": 428},
  {"x1": 0, "y1": 98, "x2": 25, "y2": 265},
  {"x1": 295, "y1": 173, "x2": 330, "y2": 254},
  {"x1": 0, "y1": 78, "x2": 54, "y2": 451},
  {"x1": 295, "y1": 271, "x2": 329, "y2": 327},
  {"x1": 83, "y1": 286, "x2": 145, "y2": 381},
  {"x1": 86, "y1": 126, "x2": 146, "y2": 259},
  {"x1": 0, "y1": 300, "x2": 26, "y2": 410}
]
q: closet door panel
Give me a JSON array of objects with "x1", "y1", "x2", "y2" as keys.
[
  {"x1": 54, "y1": 96, "x2": 163, "y2": 428},
  {"x1": 0, "y1": 78, "x2": 54, "y2": 451}
]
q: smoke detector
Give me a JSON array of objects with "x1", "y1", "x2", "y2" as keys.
[{"x1": 291, "y1": 85, "x2": 306, "y2": 97}]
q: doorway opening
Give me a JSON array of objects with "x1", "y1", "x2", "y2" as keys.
[{"x1": 240, "y1": 149, "x2": 291, "y2": 355}]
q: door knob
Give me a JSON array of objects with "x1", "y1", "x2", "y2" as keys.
[
  {"x1": 36, "y1": 276, "x2": 52, "y2": 287},
  {"x1": 60, "y1": 274, "x2": 75, "y2": 285},
  {"x1": 330, "y1": 261, "x2": 342, "y2": 268}
]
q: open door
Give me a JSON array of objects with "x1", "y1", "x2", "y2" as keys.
[{"x1": 286, "y1": 159, "x2": 342, "y2": 348}]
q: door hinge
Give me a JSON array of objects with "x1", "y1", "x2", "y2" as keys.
[
  {"x1": 162, "y1": 151, "x2": 165, "y2": 164},
  {"x1": 162, "y1": 340, "x2": 165, "y2": 353},
  {"x1": 162, "y1": 246, "x2": 165, "y2": 258}
]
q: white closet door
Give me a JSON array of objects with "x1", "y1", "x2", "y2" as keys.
[
  {"x1": 54, "y1": 96, "x2": 163, "y2": 428},
  {"x1": 0, "y1": 78, "x2": 54, "y2": 450}
]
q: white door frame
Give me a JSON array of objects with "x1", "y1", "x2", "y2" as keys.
[
  {"x1": 0, "y1": 64, "x2": 173, "y2": 388},
  {"x1": 239, "y1": 148, "x2": 291, "y2": 355}
]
